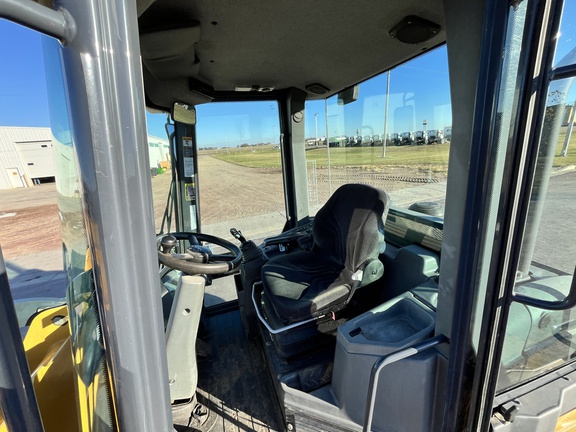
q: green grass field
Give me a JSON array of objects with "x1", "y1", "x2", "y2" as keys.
[
  {"x1": 554, "y1": 131, "x2": 576, "y2": 166},
  {"x1": 206, "y1": 132, "x2": 576, "y2": 170},
  {"x1": 209, "y1": 144, "x2": 452, "y2": 171}
]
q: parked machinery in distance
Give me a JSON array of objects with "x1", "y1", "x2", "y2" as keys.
[
  {"x1": 372, "y1": 134, "x2": 383, "y2": 146},
  {"x1": 414, "y1": 130, "x2": 429, "y2": 145},
  {"x1": 347, "y1": 135, "x2": 362, "y2": 146},
  {"x1": 401, "y1": 131, "x2": 415, "y2": 145},
  {"x1": 329, "y1": 136, "x2": 347, "y2": 147},
  {"x1": 388, "y1": 132, "x2": 400, "y2": 146},
  {"x1": 362, "y1": 134, "x2": 374, "y2": 146},
  {"x1": 444, "y1": 126, "x2": 452, "y2": 141},
  {"x1": 428, "y1": 129, "x2": 445, "y2": 144}
]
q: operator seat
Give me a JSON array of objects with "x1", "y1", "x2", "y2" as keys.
[{"x1": 261, "y1": 184, "x2": 390, "y2": 326}]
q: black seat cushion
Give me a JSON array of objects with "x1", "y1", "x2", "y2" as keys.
[
  {"x1": 262, "y1": 251, "x2": 351, "y2": 322},
  {"x1": 262, "y1": 184, "x2": 389, "y2": 324}
]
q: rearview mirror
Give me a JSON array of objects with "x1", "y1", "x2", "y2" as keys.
[
  {"x1": 338, "y1": 85, "x2": 359, "y2": 105},
  {"x1": 172, "y1": 102, "x2": 196, "y2": 125}
]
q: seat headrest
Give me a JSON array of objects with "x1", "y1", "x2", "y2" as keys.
[{"x1": 313, "y1": 184, "x2": 389, "y2": 270}]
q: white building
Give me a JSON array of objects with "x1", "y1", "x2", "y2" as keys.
[
  {"x1": 0, "y1": 127, "x2": 170, "y2": 189},
  {"x1": 148, "y1": 135, "x2": 171, "y2": 169},
  {"x1": 0, "y1": 127, "x2": 53, "y2": 189}
]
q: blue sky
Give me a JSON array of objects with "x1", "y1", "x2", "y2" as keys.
[
  {"x1": 1, "y1": 1, "x2": 575, "y2": 147},
  {"x1": 0, "y1": 22, "x2": 49, "y2": 127}
]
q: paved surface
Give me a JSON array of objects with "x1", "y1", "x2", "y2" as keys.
[
  {"x1": 532, "y1": 169, "x2": 576, "y2": 274},
  {"x1": 5, "y1": 249, "x2": 66, "y2": 300}
]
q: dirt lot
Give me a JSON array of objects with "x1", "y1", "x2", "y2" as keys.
[
  {"x1": 0, "y1": 184, "x2": 62, "y2": 259},
  {"x1": 0, "y1": 155, "x2": 444, "y2": 259}
]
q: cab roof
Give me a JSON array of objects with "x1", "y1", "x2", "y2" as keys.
[{"x1": 137, "y1": 0, "x2": 446, "y2": 110}]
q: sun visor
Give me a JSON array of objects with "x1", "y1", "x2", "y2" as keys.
[{"x1": 140, "y1": 25, "x2": 201, "y2": 80}]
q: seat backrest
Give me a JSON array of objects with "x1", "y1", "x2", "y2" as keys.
[{"x1": 312, "y1": 184, "x2": 390, "y2": 274}]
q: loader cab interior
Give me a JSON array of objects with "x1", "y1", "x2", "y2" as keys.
[
  {"x1": 144, "y1": 0, "x2": 576, "y2": 429},
  {"x1": 1, "y1": 0, "x2": 576, "y2": 431},
  {"x1": 142, "y1": 1, "x2": 455, "y2": 427}
]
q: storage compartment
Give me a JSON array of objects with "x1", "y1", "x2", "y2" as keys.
[
  {"x1": 332, "y1": 292, "x2": 436, "y2": 428},
  {"x1": 357, "y1": 299, "x2": 432, "y2": 343}
]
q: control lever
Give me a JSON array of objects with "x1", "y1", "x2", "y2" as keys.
[{"x1": 230, "y1": 228, "x2": 247, "y2": 244}]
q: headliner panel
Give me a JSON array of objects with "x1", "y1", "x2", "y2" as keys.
[{"x1": 138, "y1": 0, "x2": 446, "y2": 109}]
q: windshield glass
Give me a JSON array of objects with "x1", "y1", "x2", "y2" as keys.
[{"x1": 195, "y1": 101, "x2": 285, "y2": 243}]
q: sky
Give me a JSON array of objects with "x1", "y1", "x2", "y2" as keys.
[{"x1": 1, "y1": 1, "x2": 575, "y2": 147}]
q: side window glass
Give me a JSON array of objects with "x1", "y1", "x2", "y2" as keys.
[
  {"x1": 498, "y1": 0, "x2": 576, "y2": 391},
  {"x1": 499, "y1": 80, "x2": 575, "y2": 391},
  {"x1": 304, "y1": 47, "x2": 451, "y2": 252},
  {"x1": 43, "y1": 33, "x2": 114, "y2": 430},
  {"x1": 307, "y1": 47, "x2": 451, "y2": 218},
  {"x1": 553, "y1": 0, "x2": 576, "y2": 68}
]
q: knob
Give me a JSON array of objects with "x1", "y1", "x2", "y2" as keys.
[{"x1": 160, "y1": 235, "x2": 178, "y2": 254}]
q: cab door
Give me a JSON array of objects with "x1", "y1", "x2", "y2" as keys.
[{"x1": 441, "y1": 0, "x2": 576, "y2": 429}]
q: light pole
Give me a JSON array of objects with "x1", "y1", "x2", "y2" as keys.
[
  {"x1": 382, "y1": 69, "x2": 391, "y2": 157},
  {"x1": 561, "y1": 103, "x2": 575, "y2": 157},
  {"x1": 315, "y1": 112, "x2": 319, "y2": 142},
  {"x1": 325, "y1": 108, "x2": 332, "y2": 195}
]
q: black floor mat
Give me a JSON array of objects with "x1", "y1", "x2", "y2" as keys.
[{"x1": 176, "y1": 309, "x2": 282, "y2": 431}]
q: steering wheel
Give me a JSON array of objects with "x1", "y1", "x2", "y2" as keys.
[{"x1": 157, "y1": 232, "x2": 242, "y2": 275}]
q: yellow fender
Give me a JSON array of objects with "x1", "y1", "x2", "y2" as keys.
[{"x1": 0, "y1": 305, "x2": 79, "y2": 432}]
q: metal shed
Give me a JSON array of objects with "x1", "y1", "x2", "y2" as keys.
[
  {"x1": 0, "y1": 127, "x2": 53, "y2": 189},
  {"x1": 0, "y1": 127, "x2": 169, "y2": 189}
]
